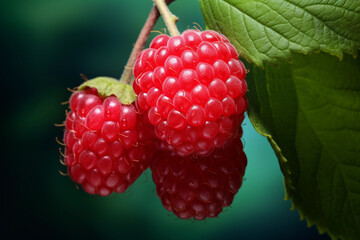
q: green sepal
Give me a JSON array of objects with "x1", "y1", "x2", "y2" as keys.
[{"x1": 78, "y1": 77, "x2": 136, "y2": 105}]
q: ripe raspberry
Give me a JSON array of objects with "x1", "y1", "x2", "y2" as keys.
[
  {"x1": 133, "y1": 29, "x2": 248, "y2": 157},
  {"x1": 151, "y1": 135, "x2": 247, "y2": 220},
  {"x1": 63, "y1": 77, "x2": 156, "y2": 196}
]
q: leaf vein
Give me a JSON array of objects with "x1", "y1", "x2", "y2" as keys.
[
  {"x1": 304, "y1": 3, "x2": 360, "y2": 15},
  {"x1": 285, "y1": 0, "x2": 359, "y2": 41},
  {"x1": 297, "y1": 96, "x2": 360, "y2": 229}
]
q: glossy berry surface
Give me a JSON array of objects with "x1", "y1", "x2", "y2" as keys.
[
  {"x1": 133, "y1": 29, "x2": 248, "y2": 156},
  {"x1": 151, "y1": 136, "x2": 247, "y2": 220},
  {"x1": 63, "y1": 88, "x2": 155, "y2": 196}
]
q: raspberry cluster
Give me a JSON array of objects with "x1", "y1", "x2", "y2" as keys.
[
  {"x1": 133, "y1": 30, "x2": 247, "y2": 157},
  {"x1": 64, "y1": 87, "x2": 155, "y2": 196},
  {"x1": 61, "y1": 29, "x2": 248, "y2": 221}
]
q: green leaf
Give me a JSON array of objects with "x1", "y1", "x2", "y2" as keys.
[
  {"x1": 247, "y1": 52, "x2": 360, "y2": 239},
  {"x1": 200, "y1": 0, "x2": 360, "y2": 67},
  {"x1": 79, "y1": 77, "x2": 136, "y2": 105}
]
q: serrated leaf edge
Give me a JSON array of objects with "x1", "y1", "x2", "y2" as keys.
[{"x1": 249, "y1": 111, "x2": 339, "y2": 239}]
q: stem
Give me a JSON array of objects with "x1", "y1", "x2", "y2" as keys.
[
  {"x1": 119, "y1": 0, "x2": 175, "y2": 84},
  {"x1": 153, "y1": 0, "x2": 180, "y2": 37},
  {"x1": 120, "y1": 6, "x2": 160, "y2": 84}
]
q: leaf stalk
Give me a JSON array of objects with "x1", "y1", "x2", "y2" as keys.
[
  {"x1": 120, "y1": 6, "x2": 160, "y2": 84},
  {"x1": 153, "y1": 0, "x2": 180, "y2": 37}
]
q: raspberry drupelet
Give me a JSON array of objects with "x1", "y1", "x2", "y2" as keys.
[
  {"x1": 64, "y1": 85, "x2": 156, "y2": 196},
  {"x1": 133, "y1": 30, "x2": 248, "y2": 157},
  {"x1": 151, "y1": 135, "x2": 247, "y2": 220}
]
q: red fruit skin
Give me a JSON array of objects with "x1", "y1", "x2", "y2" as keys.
[
  {"x1": 133, "y1": 30, "x2": 248, "y2": 157},
  {"x1": 64, "y1": 88, "x2": 156, "y2": 196},
  {"x1": 150, "y1": 136, "x2": 247, "y2": 220}
]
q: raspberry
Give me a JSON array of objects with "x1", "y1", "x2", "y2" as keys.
[
  {"x1": 133, "y1": 30, "x2": 248, "y2": 156},
  {"x1": 63, "y1": 78, "x2": 156, "y2": 196},
  {"x1": 150, "y1": 135, "x2": 247, "y2": 220}
]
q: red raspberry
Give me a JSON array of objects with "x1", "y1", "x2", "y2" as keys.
[
  {"x1": 133, "y1": 30, "x2": 248, "y2": 157},
  {"x1": 151, "y1": 135, "x2": 247, "y2": 220},
  {"x1": 63, "y1": 79, "x2": 156, "y2": 196}
]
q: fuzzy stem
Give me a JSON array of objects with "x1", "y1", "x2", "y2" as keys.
[
  {"x1": 119, "y1": 6, "x2": 160, "y2": 84},
  {"x1": 153, "y1": 0, "x2": 180, "y2": 37}
]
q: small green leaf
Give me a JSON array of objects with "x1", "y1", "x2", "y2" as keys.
[
  {"x1": 247, "y1": 52, "x2": 360, "y2": 239},
  {"x1": 200, "y1": 0, "x2": 360, "y2": 67},
  {"x1": 78, "y1": 77, "x2": 136, "y2": 105}
]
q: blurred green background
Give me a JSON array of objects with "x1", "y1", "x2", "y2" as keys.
[{"x1": 2, "y1": 0, "x2": 330, "y2": 239}]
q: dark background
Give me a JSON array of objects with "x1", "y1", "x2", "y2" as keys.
[{"x1": 2, "y1": 0, "x2": 330, "y2": 239}]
